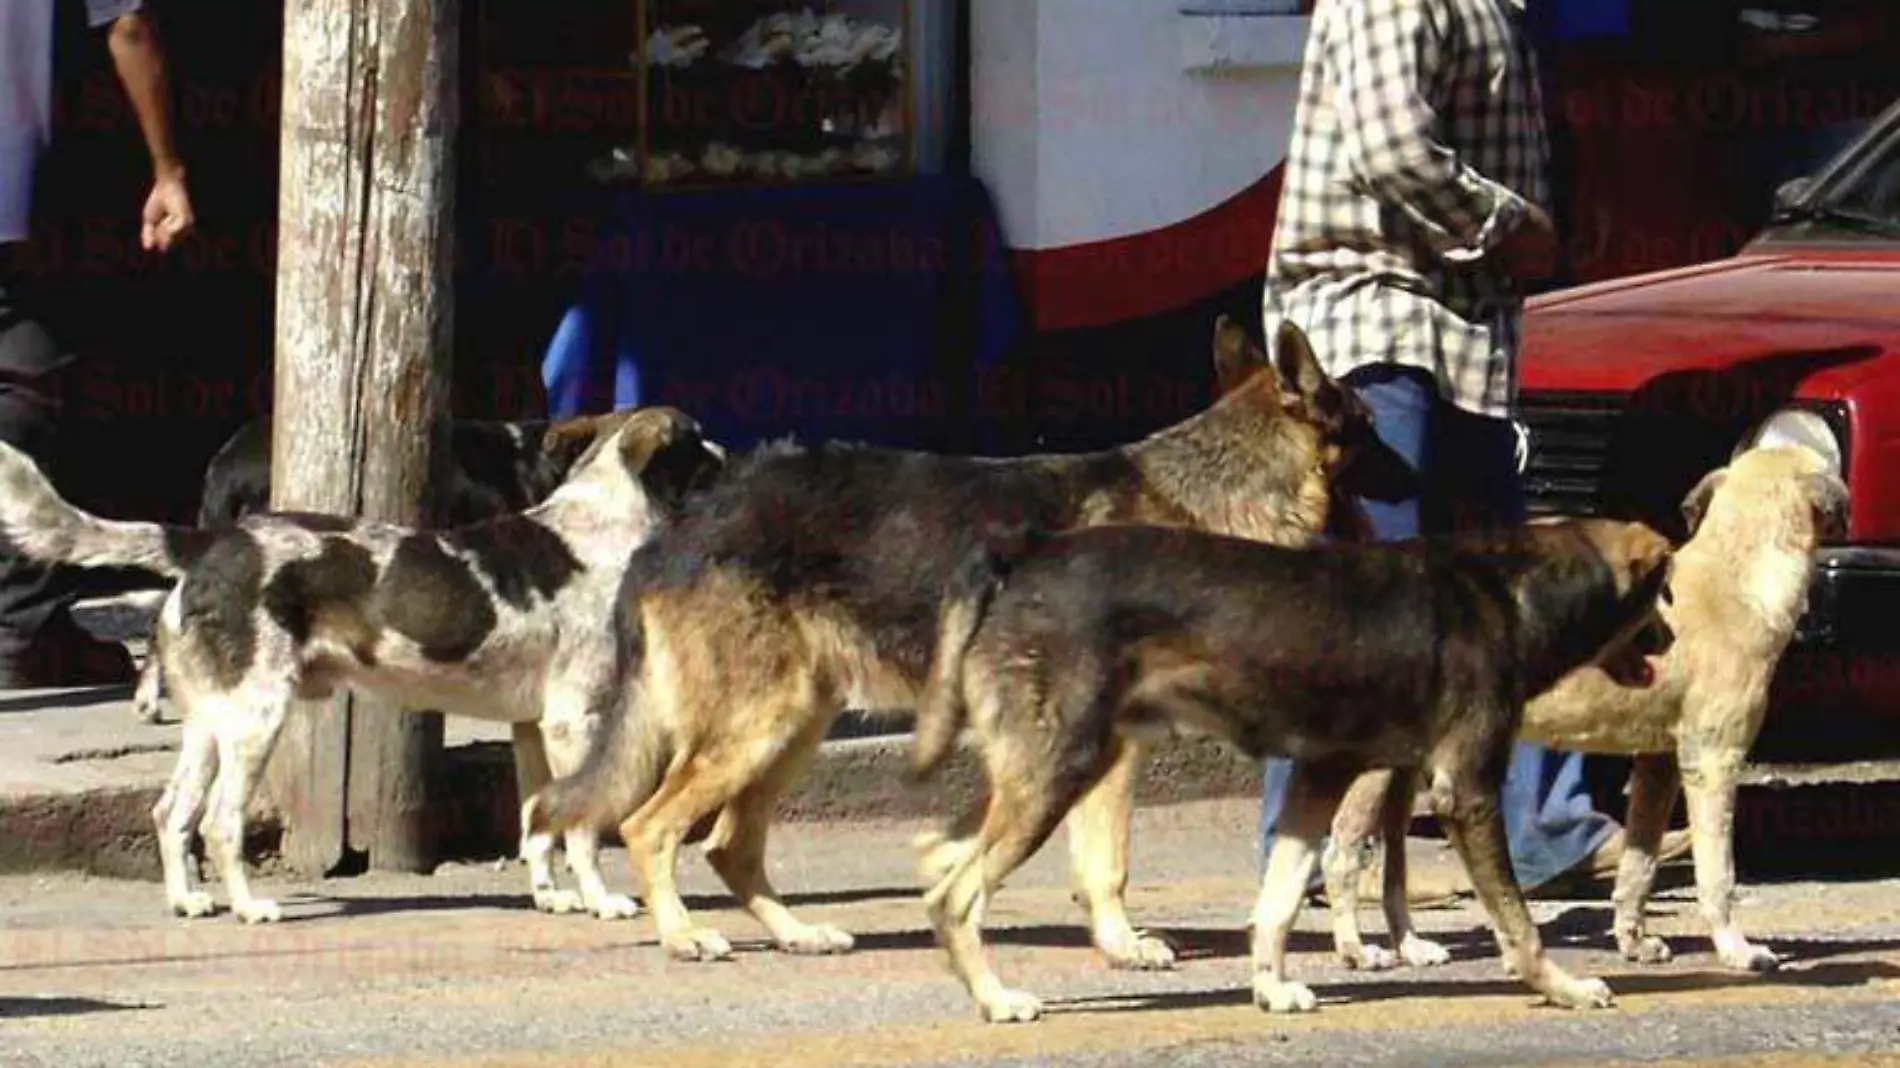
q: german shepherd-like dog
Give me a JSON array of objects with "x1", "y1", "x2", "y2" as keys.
[
  {"x1": 0, "y1": 407, "x2": 725, "y2": 925},
  {"x1": 525, "y1": 317, "x2": 1408, "y2": 966},
  {"x1": 911, "y1": 517, "x2": 1676, "y2": 1023}
]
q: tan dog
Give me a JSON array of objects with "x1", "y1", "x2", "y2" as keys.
[{"x1": 1321, "y1": 443, "x2": 1848, "y2": 976}]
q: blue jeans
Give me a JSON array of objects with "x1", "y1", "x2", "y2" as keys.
[{"x1": 1257, "y1": 365, "x2": 1617, "y2": 891}]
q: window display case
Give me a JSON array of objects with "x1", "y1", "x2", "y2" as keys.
[
  {"x1": 476, "y1": 1, "x2": 925, "y2": 192},
  {"x1": 604, "y1": 1, "x2": 914, "y2": 188}
]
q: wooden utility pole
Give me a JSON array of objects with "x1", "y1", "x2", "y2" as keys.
[{"x1": 266, "y1": 0, "x2": 459, "y2": 875}]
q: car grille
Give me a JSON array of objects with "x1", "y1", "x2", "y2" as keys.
[{"x1": 1517, "y1": 391, "x2": 1627, "y2": 518}]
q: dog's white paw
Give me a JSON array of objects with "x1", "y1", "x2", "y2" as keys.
[
  {"x1": 169, "y1": 892, "x2": 217, "y2": 919},
  {"x1": 778, "y1": 923, "x2": 855, "y2": 956},
  {"x1": 235, "y1": 899, "x2": 282, "y2": 925},
  {"x1": 979, "y1": 988, "x2": 1044, "y2": 1024},
  {"x1": 1399, "y1": 933, "x2": 1452, "y2": 968},
  {"x1": 664, "y1": 927, "x2": 734, "y2": 963},
  {"x1": 1253, "y1": 976, "x2": 1318, "y2": 1014},
  {"x1": 1337, "y1": 941, "x2": 1398, "y2": 972},
  {"x1": 1718, "y1": 941, "x2": 1780, "y2": 974},
  {"x1": 533, "y1": 888, "x2": 585, "y2": 916},
  {"x1": 587, "y1": 893, "x2": 642, "y2": 921},
  {"x1": 1102, "y1": 929, "x2": 1178, "y2": 971},
  {"x1": 1617, "y1": 932, "x2": 1673, "y2": 965},
  {"x1": 1545, "y1": 975, "x2": 1615, "y2": 1010}
]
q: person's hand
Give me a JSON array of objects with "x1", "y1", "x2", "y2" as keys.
[
  {"x1": 141, "y1": 169, "x2": 194, "y2": 253},
  {"x1": 1495, "y1": 200, "x2": 1559, "y2": 281}
]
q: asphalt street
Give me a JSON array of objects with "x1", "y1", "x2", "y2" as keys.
[{"x1": 4, "y1": 798, "x2": 1899, "y2": 1068}]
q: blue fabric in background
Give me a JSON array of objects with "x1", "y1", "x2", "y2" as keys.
[
  {"x1": 1545, "y1": 0, "x2": 1631, "y2": 41},
  {"x1": 540, "y1": 174, "x2": 1026, "y2": 455}
]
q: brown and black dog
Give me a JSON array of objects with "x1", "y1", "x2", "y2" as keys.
[
  {"x1": 525, "y1": 317, "x2": 1410, "y2": 966},
  {"x1": 911, "y1": 517, "x2": 1675, "y2": 1022}
]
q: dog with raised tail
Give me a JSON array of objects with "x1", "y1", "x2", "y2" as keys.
[{"x1": 0, "y1": 406, "x2": 725, "y2": 925}]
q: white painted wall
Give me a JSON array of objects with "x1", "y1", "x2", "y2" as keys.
[{"x1": 970, "y1": 0, "x2": 1310, "y2": 251}]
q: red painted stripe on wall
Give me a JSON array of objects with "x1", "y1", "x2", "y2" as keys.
[{"x1": 1012, "y1": 165, "x2": 1286, "y2": 333}]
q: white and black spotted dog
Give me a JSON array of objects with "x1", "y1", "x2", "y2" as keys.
[{"x1": 0, "y1": 406, "x2": 725, "y2": 925}]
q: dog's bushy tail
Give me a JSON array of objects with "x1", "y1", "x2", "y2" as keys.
[
  {"x1": 523, "y1": 597, "x2": 670, "y2": 841},
  {"x1": 911, "y1": 524, "x2": 1047, "y2": 780},
  {"x1": 0, "y1": 440, "x2": 211, "y2": 580}
]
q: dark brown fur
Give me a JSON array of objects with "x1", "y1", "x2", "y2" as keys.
[
  {"x1": 910, "y1": 518, "x2": 1675, "y2": 1022},
  {"x1": 524, "y1": 317, "x2": 1410, "y2": 966}
]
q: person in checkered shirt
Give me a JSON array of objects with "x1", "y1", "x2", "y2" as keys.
[{"x1": 1256, "y1": 0, "x2": 1688, "y2": 901}]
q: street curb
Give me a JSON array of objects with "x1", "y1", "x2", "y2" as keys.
[{"x1": 0, "y1": 732, "x2": 1269, "y2": 882}]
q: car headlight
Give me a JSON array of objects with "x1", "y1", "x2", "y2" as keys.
[{"x1": 1736, "y1": 404, "x2": 1847, "y2": 478}]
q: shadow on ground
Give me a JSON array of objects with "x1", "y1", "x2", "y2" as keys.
[
  {"x1": 1046, "y1": 957, "x2": 1900, "y2": 1017},
  {"x1": 0, "y1": 995, "x2": 156, "y2": 1019}
]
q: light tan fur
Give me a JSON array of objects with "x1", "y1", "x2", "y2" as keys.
[{"x1": 1322, "y1": 444, "x2": 1847, "y2": 975}]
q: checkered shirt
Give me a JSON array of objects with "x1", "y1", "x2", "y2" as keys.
[{"x1": 1262, "y1": 0, "x2": 1551, "y2": 420}]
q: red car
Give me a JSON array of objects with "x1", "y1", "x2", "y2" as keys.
[{"x1": 1517, "y1": 99, "x2": 1900, "y2": 764}]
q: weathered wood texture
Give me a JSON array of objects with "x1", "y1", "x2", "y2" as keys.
[{"x1": 266, "y1": 0, "x2": 460, "y2": 876}]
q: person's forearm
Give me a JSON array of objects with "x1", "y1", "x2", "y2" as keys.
[{"x1": 107, "y1": 13, "x2": 185, "y2": 182}]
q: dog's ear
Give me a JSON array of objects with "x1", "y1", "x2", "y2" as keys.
[
  {"x1": 1679, "y1": 467, "x2": 1728, "y2": 537},
  {"x1": 1273, "y1": 320, "x2": 1343, "y2": 416},
  {"x1": 1212, "y1": 314, "x2": 1276, "y2": 395},
  {"x1": 617, "y1": 408, "x2": 724, "y2": 509},
  {"x1": 1803, "y1": 470, "x2": 1850, "y2": 541}
]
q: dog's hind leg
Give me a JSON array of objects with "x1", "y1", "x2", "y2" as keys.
[
  {"x1": 1612, "y1": 751, "x2": 1682, "y2": 965},
  {"x1": 1681, "y1": 748, "x2": 1779, "y2": 972},
  {"x1": 1064, "y1": 737, "x2": 1178, "y2": 971},
  {"x1": 622, "y1": 708, "x2": 818, "y2": 963},
  {"x1": 702, "y1": 715, "x2": 855, "y2": 956},
  {"x1": 1251, "y1": 761, "x2": 1351, "y2": 1014},
  {"x1": 921, "y1": 746, "x2": 1100, "y2": 1024},
  {"x1": 200, "y1": 693, "x2": 294, "y2": 925},
  {"x1": 1430, "y1": 753, "x2": 1614, "y2": 1010},
  {"x1": 153, "y1": 714, "x2": 219, "y2": 918}
]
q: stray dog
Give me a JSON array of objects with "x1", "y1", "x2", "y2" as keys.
[
  {"x1": 524, "y1": 317, "x2": 1410, "y2": 965},
  {"x1": 1318, "y1": 443, "x2": 1848, "y2": 976},
  {"x1": 112, "y1": 414, "x2": 607, "y2": 725},
  {"x1": 0, "y1": 406, "x2": 725, "y2": 924},
  {"x1": 910, "y1": 517, "x2": 1676, "y2": 1022}
]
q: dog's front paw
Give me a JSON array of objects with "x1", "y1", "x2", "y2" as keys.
[
  {"x1": 1252, "y1": 976, "x2": 1318, "y2": 1014},
  {"x1": 588, "y1": 893, "x2": 642, "y2": 921},
  {"x1": 533, "y1": 888, "x2": 585, "y2": 916},
  {"x1": 235, "y1": 899, "x2": 282, "y2": 925},
  {"x1": 1399, "y1": 933, "x2": 1451, "y2": 968},
  {"x1": 779, "y1": 923, "x2": 855, "y2": 956},
  {"x1": 1101, "y1": 929, "x2": 1178, "y2": 971},
  {"x1": 1617, "y1": 932, "x2": 1673, "y2": 965},
  {"x1": 1545, "y1": 975, "x2": 1615, "y2": 1010},
  {"x1": 169, "y1": 891, "x2": 217, "y2": 919},
  {"x1": 664, "y1": 927, "x2": 734, "y2": 963},
  {"x1": 978, "y1": 988, "x2": 1044, "y2": 1024},
  {"x1": 1717, "y1": 941, "x2": 1780, "y2": 974},
  {"x1": 1336, "y1": 941, "x2": 1398, "y2": 972}
]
